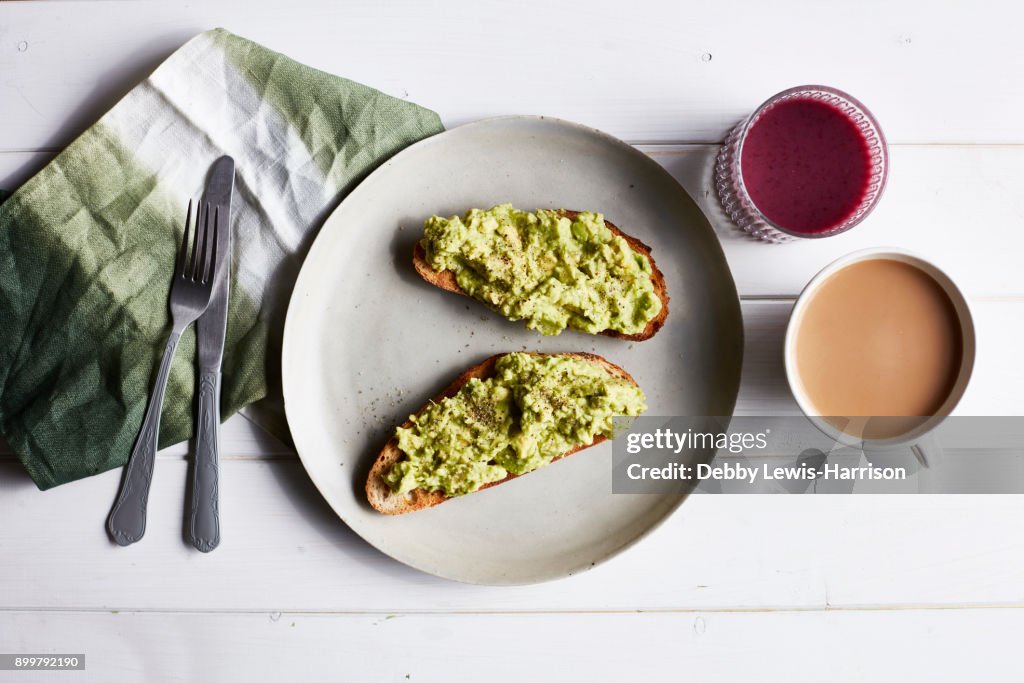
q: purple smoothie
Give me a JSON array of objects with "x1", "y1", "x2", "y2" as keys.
[{"x1": 740, "y1": 97, "x2": 873, "y2": 235}]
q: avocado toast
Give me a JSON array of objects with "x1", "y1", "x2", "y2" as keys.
[
  {"x1": 366, "y1": 352, "x2": 646, "y2": 515},
  {"x1": 413, "y1": 206, "x2": 670, "y2": 340}
]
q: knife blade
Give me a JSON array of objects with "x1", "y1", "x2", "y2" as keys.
[{"x1": 189, "y1": 155, "x2": 234, "y2": 552}]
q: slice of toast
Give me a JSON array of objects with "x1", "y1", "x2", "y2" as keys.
[
  {"x1": 412, "y1": 209, "x2": 669, "y2": 341},
  {"x1": 366, "y1": 352, "x2": 640, "y2": 515}
]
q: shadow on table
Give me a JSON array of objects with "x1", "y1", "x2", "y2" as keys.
[
  {"x1": 0, "y1": 459, "x2": 39, "y2": 491},
  {"x1": 264, "y1": 455, "x2": 451, "y2": 585}
]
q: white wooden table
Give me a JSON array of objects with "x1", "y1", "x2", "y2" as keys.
[{"x1": 2, "y1": 1, "x2": 1023, "y2": 680}]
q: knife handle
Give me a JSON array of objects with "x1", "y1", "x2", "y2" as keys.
[{"x1": 189, "y1": 370, "x2": 221, "y2": 552}]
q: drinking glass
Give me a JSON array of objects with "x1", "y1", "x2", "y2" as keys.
[{"x1": 714, "y1": 85, "x2": 889, "y2": 243}]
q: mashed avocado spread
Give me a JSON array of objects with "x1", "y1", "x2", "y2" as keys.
[
  {"x1": 422, "y1": 204, "x2": 661, "y2": 336},
  {"x1": 384, "y1": 353, "x2": 647, "y2": 497}
]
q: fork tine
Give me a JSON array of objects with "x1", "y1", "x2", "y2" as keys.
[
  {"x1": 190, "y1": 200, "x2": 206, "y2": 281},
  {"x1": 177, "y1": 200, "x2": 193, "y2": 278},
  {"x1": 204, "y1": 206, "x2": 220, "y2": 285}
]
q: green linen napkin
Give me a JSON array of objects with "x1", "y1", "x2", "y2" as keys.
[{"x1": 0, "y1": 28, "x2": 444, "y2": 489}]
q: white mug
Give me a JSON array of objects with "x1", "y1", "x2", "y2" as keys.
[{"x1": 783, "y1": 248, "x2": 976, "y2": 467}]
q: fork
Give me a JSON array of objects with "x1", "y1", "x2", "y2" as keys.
[{"x1": 108, "y1": 200, "x2": 221, "y2": 546}]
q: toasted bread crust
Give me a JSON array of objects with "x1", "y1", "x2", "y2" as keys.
[
  {"x1": 412, "y1": 209, "x2": 669, "y2": 341},
  {"x1": 365, "y1": 352, "x2": 638, "y2": 515}
]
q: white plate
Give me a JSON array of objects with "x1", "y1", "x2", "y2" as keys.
[{"x1": 282, "y1": 116, "x2": 743, "y2": 585}]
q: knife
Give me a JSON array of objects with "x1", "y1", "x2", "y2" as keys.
[{"x1": 189, "y1": 155, "x2": 234, "y2": 552}]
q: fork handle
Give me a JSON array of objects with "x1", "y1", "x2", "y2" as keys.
[
  {"x1": 107, "y1": 330, "x2": 182, "y2": 546},
  {"x1": 188, "y1": 370, "x2": 221, "y2": 552}
]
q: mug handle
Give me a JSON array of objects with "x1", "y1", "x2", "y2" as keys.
[{"x1": 910, "y1": 432, "x2": 942, "y2": 469}]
